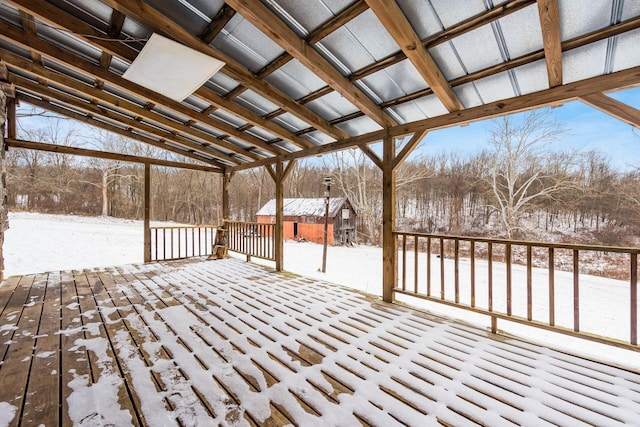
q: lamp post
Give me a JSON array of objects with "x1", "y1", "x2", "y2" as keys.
[{"x1": 321, "y1": 176, "x2": 332, "y2": 273}]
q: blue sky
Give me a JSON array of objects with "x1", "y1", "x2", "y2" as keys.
[{"x1": 410, "y1": 87, "x2": 640, "y2": 171}]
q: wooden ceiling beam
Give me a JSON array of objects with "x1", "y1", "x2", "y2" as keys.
[
  {"x1": 6, "y1": 138, "x2": 222, "y2": 172},
  {"x1": 579, "y1": 93, "x2": 640, "y2": 129},
  {"x1": 225, "y1": 0, "x2": 396, "y2": 128},
  {"x1": 232, "y1": 64, "x2": 640, "y2": 171},
  {"x1": 357, "y1": 143, "x2": 383, "y2": 170},
  {"x1": 200, "y1": 4, "x2": 236, "y2": 44},
  {"x1": 2, "y1": 3, "x2": 283, "y2": 156},
  {"x1": 537, "y1": 0, "x2": 562, "y2": 87},
  {"x1": 99, "y1": 10, "x2": 126, "y2": 70},
  {"x1": 0, "y1": 24, "x2": 280, "y2": 159},
  {"x1": 102, "y1": 0, "x2": 348, "y2": 140},
  {"x1": 365, "y1": 0, "x2": 463, "y2": 112},
  {"x1": 11, "y1": 75, "x2": 243, "y2": 165},
  {"x1": 16, "y1": 92, "x2": 229, "y2": 168},
  {"x1": 392, "y1": 129, "x2": 429, "y2": 170}
]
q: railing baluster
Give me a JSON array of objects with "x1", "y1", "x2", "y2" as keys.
[
  {"x1": 170, "y1": 228, "x2": 174, "y2": 259},
  {"x1": 414, "y1": 235, "x2": 419, "y2": 293},
  {"x1": 454, "y1": 238, "x2": 459, "y2": 304},
  {"x1": 470, "y1": 240, "x2": 475, "y2": 308},
  {"x1": 573, "y1": 249, "x2": 580, "y2": 332},
  {"x1": 488, "y1": 241, "x2": 493, "y2": 313},
  {"x1": 440, "y1": 237, "x2": 445, "y2": 300},
  {"x1": 426, "y1": 236, "x2": 431, "y2": 297},
  {"x1": 402, "y1": 234, "x2": 407, "y2": 291},
  {"x1": 506, "y1": 243, "x2": 512, "y2": 316},
  {"x1": 549, "y1": 246, "x2": 555, "y2": 326},
  {"x1": 154, "y1": 228, "x2": 158, "y2": 261},
  {"x1": 527, "y1": 245, "x2": 532, "y2": 321},
  {"x1": 631, "y1": 252, "x2": 638, "y2": 346}
]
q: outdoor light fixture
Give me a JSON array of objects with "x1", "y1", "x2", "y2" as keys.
[
  {"x1": 322, "y1": 176, "x2": 333, "y2": 273},
  {"x1": 123, "y1": 33, "x2": 225, "y2": 102}
]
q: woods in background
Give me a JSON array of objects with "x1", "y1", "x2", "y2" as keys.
[{"x1": 7, "y1": 111, "x2": 640, "y2": 247}]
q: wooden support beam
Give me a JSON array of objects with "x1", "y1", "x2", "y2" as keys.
[
  {"x1": 222, "y1": 170, "x2": 233, "y2": 221},
  {"x1": 5, "y1": 139, "x2": 223, "y2": 172},
  {"x1": 15, "y1": 92, "x2": 227, "y2": 168},
  {"x1": 382, "y1": 135, "x2": 396, "y2": 302},
  {"x1": 264, "y1": 164, "x2": 276, "y2": 182},
  {"x1": 357, "y1": 143, "x2": 383, "y2": 170},
  {"x1": 0, "y1": 19, "x2": 276, "y2": 159},
  {"x1": 392, "y1": 129, "x2": 428, "y2": 170},
  {"x1": 537, "y1": 0, "x2": 562, "y2": 87},
  {"x1": 143, "y1": 163, "x2": 151, "y2": 263},
  {"x1": 99, "y1": 0, "x2": 349, "y2": 140},
  {"x1": 200, "y1": 4, "x2": 236, "y2": 44},
  {"x1": 282, "y1": 160, "x2": 297, "y2": 181},
  {"x1": 98, "y1": 10, "x2": 126, "y2": 70},
  {"x1": 225, "y1": 0, "x2": 396, "y2": 128},
  {"x1": 579, "y1": 93, "x2": 640, "y2": 129},
  {"x1": 365, "y1": 0, "x2": 463, "y2": 112},
  {"x1": 6, "y1": 96, "x2": 15, "y2": 139},
  {"x1": 9, "y1": 74, "x2": 240, "y2": 165},
  {"x1": 274, "y1": 161, "x2": 284, "y2": 271}
]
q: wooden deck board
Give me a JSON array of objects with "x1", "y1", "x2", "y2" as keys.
[{"x1": 1, "y1": 257, "x2": 640, "y2": 426}]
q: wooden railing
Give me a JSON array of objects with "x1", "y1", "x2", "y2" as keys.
[
  {"x1": 150, "y1": 225, "x2": 219, "y2": 261},
  {"x1": 394, "y1": 231, "x2": 639, "y2": 351},
  {"x1": 225, "y1": 220, "x2": 275, "y2": 261}
]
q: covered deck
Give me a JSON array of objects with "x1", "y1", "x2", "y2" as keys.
[{"x1": 1, "y1": 257, "x2": 639, "y2": 426}]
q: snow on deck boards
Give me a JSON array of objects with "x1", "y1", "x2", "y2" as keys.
[{"x1": 0, "y1": 259, "x2": 639, "y2": 426}]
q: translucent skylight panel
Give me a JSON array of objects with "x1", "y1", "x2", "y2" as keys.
[
  {"x1": 622, "y1": 1, "x2": 640, "y2": 20},
  {"x1": 612, "y1": 28, "x2": 640, "y2": 72},
  {"x1": 448, "y1": 25, "x2": 504, "y2": 74},
  {"x1": 389, "y1": 95, "x2": 448, "y2": 123},
  {"x1": 558, "y1": 0, "x2": 612, "y2": 41},
  {"x1": 264, "y1": 59, "x2": 327, "y2": 99},
  {"x1": 359, "y1": 59, "x2": 427, "y2": 103},
  {"x1": 304, "y1": 91, "x2": 359, "y2": 121},
  {"x1": 300, "y1": 130, "x2": 335, "y2": 146},
  {"x1": 245, "y1": 126, "x2": 276, "y2": 142},
  {"x1": 335, "y1": 115, "x2": 382, "y2": 137},
  {"x1": 234, "y1": 90, "x2": 279, "y2": 116},
  {"x1": 453, "y1": 83, "x2": 483, "y2": 109},
  {"x1": 264, "y1": 0, "x2": 339, "y2": 35},
  {"x1": 212, "y1": 14, "x2": 285, "y2": 73},
  {"x1": 144, "y1": 0, "x2": 209, "y2": 36},
  {"x1": 473, "y1": 72, "x2": 517, "y2": 104},
  {"x1": 205, "y1": 73, "x2": 241, "y2": 96},
  {"x1": 318, "y1": 9, "x2": 399, "y2": 73},
  {"x1": 211, "y1": 109, "x2": 247, "y2": 128},
  {"x1": 38, "y1": 23, "x2": 102, "y2": 65},
  {"x1": 396, "y1": 0, "x2": 443, "y2": 39},
  {"x1": 429, "y1": 0, "x2": 486, "y2": 28},
  {"x1": 498, "y1": 4, "x2": 544, "y2": 59},
  {"x1": 48, "y1": 0, "x2": 111, "y2": 29},
  {"x1": 512, "y1": 60, "x2": 549, "y2": 95},
  {"x1": 273, "y1": 112, "x2": 310, "y2": 132},
  {"x1": 563, "y1": 40, "x2": 608, "y2": 83}
]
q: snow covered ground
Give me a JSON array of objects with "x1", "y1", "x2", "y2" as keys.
[{"x1": 3, "y1": 212, "x2": 639, "y2": 371}]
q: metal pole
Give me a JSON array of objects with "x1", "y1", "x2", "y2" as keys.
[{"x1": 322, "y1": 177, "x2": 331, "y2": 273}]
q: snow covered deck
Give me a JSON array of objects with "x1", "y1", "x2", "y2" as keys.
[{"x1": 1, "y1": 258, "x2": 639, "y2": 426}]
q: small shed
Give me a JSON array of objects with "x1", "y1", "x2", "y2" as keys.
[{"x1": 256, "y1": 197, "x2": 357, "y2": 245}]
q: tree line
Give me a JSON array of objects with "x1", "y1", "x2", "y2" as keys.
[{"x1": 7, "y1": 111, "x2": 640, "y2": 246}]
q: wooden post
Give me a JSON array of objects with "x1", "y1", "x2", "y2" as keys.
[
  {"x1": 0, "y1": 66, "x2": 14, "y2": 281},
  {"x1": 382, "y1": 135, "x2": 396, "y2": 302},
  {"x1": 222, "y1": 169, "x2": 232, "y2": 223},
  {"x1": 143, "y1": 163, "x2": 151, "y2": 262},
  {"x1": 274, "y1": 161, "x2": 284, "y2": 271}
]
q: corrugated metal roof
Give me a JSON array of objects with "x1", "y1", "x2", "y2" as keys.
[
  {"x1": 0, "y1": 0, "x2": 638, "y2": 171},
  {"x1": 257, "y1": 197, "x2": 350, "y2": 217}
]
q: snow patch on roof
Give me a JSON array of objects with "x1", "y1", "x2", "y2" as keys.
[{"x1": 256, "y1": 197, "x2": 349, "y2": 217}]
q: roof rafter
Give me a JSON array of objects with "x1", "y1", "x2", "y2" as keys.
[
  {"x1": 98, "y1": 10, "x2": 126, "y2": 70},
  {"x1": 16, "y1": 92, "x2": 228, "y2": 168},
  {"x1": 6, "y1": 138, "x2": 222, "y2": 173},
  {"x1": 537, "y1": 0, "x2": 563, "y2": 87},
  {"x1": 3, "y1": 0, "x2": 296, "y2": 155},
  {"x1": 200, "y1": 4, "x2": 236, "y2": 44},
  {"x1": 100, "y1": 0, "x2": 349, "y2": 140},
  {"x1": 365, "y1": 0, "x2": 463, "y2": 112},
  {"x1": 224, "y1": 0, "x2": 396, "y2": 128},
  {"x1": 11, "y1": 75, "x2": 242, "y2": 165},
  {"x1": 579, "y1": 93, "x2": 640, "y2": 129},
  {"x1": 231, "y1": 64, "x2": 640, "y2": 171},
  {"x1": 0, "y1": 23, "x2": 285, "y2": 160}
]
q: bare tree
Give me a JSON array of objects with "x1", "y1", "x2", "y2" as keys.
[{"x1": 486, "y1": 110, "x2": 579, "y2": 238}]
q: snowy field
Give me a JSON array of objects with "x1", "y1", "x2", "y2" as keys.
[{"x1": 3, "y1": 212, "x2": 639, "y2": 371}]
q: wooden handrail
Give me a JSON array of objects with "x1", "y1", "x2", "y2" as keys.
[{"x1": 394, "y1": 231, "x2": 640, "y2": 351}]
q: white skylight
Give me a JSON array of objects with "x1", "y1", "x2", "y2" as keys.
[{"x1": 122, "y1": 33, "x2": 225, "y2": 102}]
